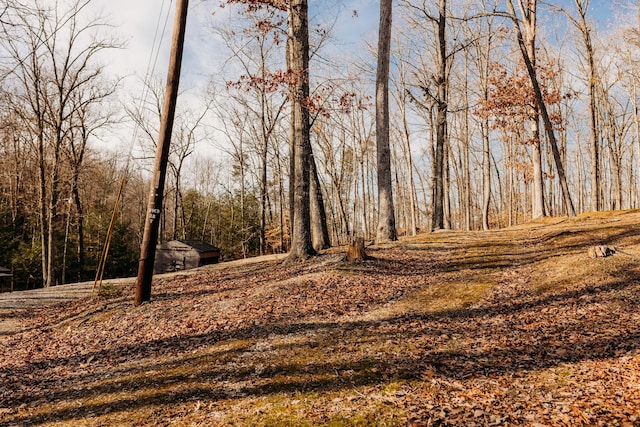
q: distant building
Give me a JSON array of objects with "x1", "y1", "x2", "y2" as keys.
[
  {"x1": 154, "y1": 240, "x2": 221, "y2": 274},
  {"x1": 0, "y1": 266, "x2": 12, "y2": 293}
]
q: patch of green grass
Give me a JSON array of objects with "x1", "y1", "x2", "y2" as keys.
[
  {"x1": 95, "y1": 282, "x2": 121, "y2": 299},
  {"x1": 532, "y1": 251, "x2": 639, "y2": 296},
  {"x1": 204, "y1": 389, "x2": 404, "y2": 427},
  {"x1": 85, "y1": 309, "x2": 120, "y2": 324},
  {"x1": 400, "y1": 275, "x2": 493, "y2": 315}
]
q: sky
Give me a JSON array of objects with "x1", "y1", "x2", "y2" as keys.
[
  {"x1": 88, "y1": 0, "x2": 622, "y2": 102},
  {"x1": 79, "y1": 0, "x2": 626, "y2": 165},
  {"x1": 85, "y1": 0, "x2": 380, "y2": 161},
  {"x1": 91, "y1": 0, "x2": 229, "y2": 101},
  {"x1": 91, "y1": 0, "x2": 380, "y2": 94}
]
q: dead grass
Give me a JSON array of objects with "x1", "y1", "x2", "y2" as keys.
[{"x1": 2, "y1": 210, "x2": 640, "y2": 426}]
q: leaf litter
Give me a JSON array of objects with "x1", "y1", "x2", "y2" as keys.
[{"x1": 1, "y1": 211, "x2": 640, "y2": 426}]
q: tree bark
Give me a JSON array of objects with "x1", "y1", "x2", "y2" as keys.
[
  {"x1": 310, "y1": 153, "x2": 330, "y2": 250},
  {"x1": 432, "y1": 0, "x2": 448, "y2": 231},
  {"x1": 260, "y1": 132, "x2": 268, "y2": 255},
  {"x1": 472, "y1": 15, "x2": 494, "y2": 230},
  {"x1": 462, "y1": 55, "x2": 471, "y2": 231},
  {"x1": 286, "y1": 12, "x2": 296, "y2": 249},
  {"x1": 375, "y1": 0, "x2": 398, "y2": 243},
  {"x1": 443, "y1": 133, "x2": 451, "y2": 229},
  {"x1": 481, "y1": 119, "x2": 491, "y2": 230},
  {"x1": 519, "y1": 0, "x2": 545, "y2": 219},
  {"x1": 399, "y1": 87, "x2": 417, "y2": 235},
  {"x1": 71, "y1": 176, "x2": 85, "y2": 282},
  {"x1": 531, "y1": 120, "x2": 545, "y2": 219},
  {"x1": 286, "y1": 0, "x2": 316, "y2": 262},
  {"x1": 345, "y1": 237, "x2": 368, "y2": 262}
]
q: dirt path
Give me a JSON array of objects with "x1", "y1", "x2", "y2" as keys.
[{"x1": 0, "y1": 253, "x2": 287, "y2": 335}]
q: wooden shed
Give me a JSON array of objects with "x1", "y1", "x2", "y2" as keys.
[
  {"x1": 154, "y1": 240, "x2": 221, "y2": 274},
  {"x1": 0, "y1": 266, "x2": 12, "y2": 293},
  {"x1": 0, "y1": 266, "x2": 11, "y2": 278}
]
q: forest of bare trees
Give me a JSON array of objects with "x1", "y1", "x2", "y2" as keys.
[{"x1": 2, "y1": 0, "x2": 640, "y2": 289}]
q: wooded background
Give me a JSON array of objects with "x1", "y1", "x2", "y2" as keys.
[{"x1": 1, "y1": 0, "x2": 639, "y2": 289}]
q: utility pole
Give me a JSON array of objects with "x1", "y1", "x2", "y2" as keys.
[{"x1": 134, "y1": 0, "x2": 189, "y2": 306}]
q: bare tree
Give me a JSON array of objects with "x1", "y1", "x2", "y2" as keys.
[
  {"x1": 504, "y1": 0, "x2": 545, "y2": 218},
  {"x1": 286, "y1": 0, "x2": 315, "y2": 261},
  {"x1": 65, "y1": 81, "x2": 119, "y2": 282},
  {"x1": 375, "y1": 0, "x2": 398, "y2": 242},
  {"x1": 168, "y1": 105, "x2": 210, "y2": 240},
  {"x1": 432, "y1": 0, "x2": 448, "y2": 231},
  {"x1": 504, "y1": 0, "x2": 576, "y2": 217},
  {"x1": 467, "y1": 0, "x2": 502, "y2": 230},
  {"x1": 551, "y1": 0, "x2": 600, "y2": 212},
  {"x1": 211, "y1": 97, "x2": 253, "y2": 257},
  {"x1": 221, "y1": 7, "x2": 288, "y2": 255},
  {"x1": 0, "y1": 0, "x2": 120, "y2": 287},
  {"x1": 401, "y1": 0, "x2": 450, "y2": 231},
  {"x1": 390, "y1": 53, "x2": 418, "y2": 235}
]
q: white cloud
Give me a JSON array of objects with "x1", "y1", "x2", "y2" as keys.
[
  {"x1": 95, "y1": 0, "x2": 200, "y2": 85},
  {"x1": 41, "y1": 0, "x2": 378, "y2": 161}
]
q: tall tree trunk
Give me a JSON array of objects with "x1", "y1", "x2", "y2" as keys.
[
  {"x1": 609, "y1": 129, "x2": 623, "y2": 209},
  {"x1": 286, "y1": 0, "x2": 315, "y2": 262},
  {"x1": 559, "y1": 0, "x2": 599, "y2": 212},
  {"x1": 375, "y1": 0, "x2": 397, "y2": 242},
  {"x1": 432, "y1": 0, "x2": 447, "y2": 231},
  {"x1": 443, "y1": 135, "x2": 451, "y2": 229},
  {"x1": 71, "y1": 174, "x2": 85, "y2": 282},
  {"x1": 273, "y1": 142, "x2": 286, "y2": 252},
  {"x1": 62, "y1": 196, "x2": 72, "y2": 285},
  {"x1": 260, "y1": 140, "x2": 268, "y2": 255},
  {"x1": 579, "y1": 2, "x2": 600, "y2": 213},
  {"x1": 400, "y1": 91, "x2": 417, "y2": 235},
  {"x1": 173, "y1": 176, "x2": 180, "y2": 240},
  {"x1": 520, "y1": 0, "x2": 545, "y2": 219},
  {"x1": 471, "y1": 9, "x2": 495, "y2": 231},
  {"x1": 259, "y1": 50, "x2": 269, "y2": 255},
  {"x1": 286, "y1": 16, "x2": 296, "y2": 249},
  {"x1": 508, "y1": 137, "x2": 514, "y2": 227},
  {"x1": 531, "y1": 121, "x2": 545, "y2": 218},
  {"x1": 481, "y1": 120, "x2": 491, "y2": 230},
  {"x1": 46, "y1": 148, "x2": 61, "y2": 287},
  {"x1": 310, "y1": 153, "x2": 330, "y2": 250},
  {"x1": 506, "y1": 0, "x2": 576, "y2": 217},
  {"x1": 586, "y1": 38, "x2": 600, "y2": 212},
  {"x1": 239, "y1": 145, "x2": 247, "y2": 257},
  {"x1": 38, "y1": 133, "x2": 48, "y2": 287},
  {"x1": 463, "y1": 67, "x2": 471, "y2": 232}
]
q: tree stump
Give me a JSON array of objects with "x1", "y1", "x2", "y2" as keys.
[
  {"x1": 587, "y1": 245, "x2": 616, "y2": 258},
  {"x1": 345, "y1": 237, "x2": 368, "y2": 262}
]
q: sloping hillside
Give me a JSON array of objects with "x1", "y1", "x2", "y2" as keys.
[{"x1": 1, "y1": 211, "x2": 640, "y2": 426}]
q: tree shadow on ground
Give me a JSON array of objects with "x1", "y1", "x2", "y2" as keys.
[
  {"x1": 2, "y1": 265, "x2": 639, "y2": 426},
  {"x1": 3, "y1": 219, "x2": 640, "y2": 425}
]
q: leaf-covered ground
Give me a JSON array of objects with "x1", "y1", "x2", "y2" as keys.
[{"x1": 1, "y1": 211, "x2": 640, "y2": 426}]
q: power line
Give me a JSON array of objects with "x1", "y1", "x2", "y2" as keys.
[{"x1": 94, "y1": 0, "x2": 176, "y2": 291}]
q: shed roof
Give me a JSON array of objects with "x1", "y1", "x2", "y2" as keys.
[
  {"x1": 160, "y1": 240, "x2": 220, "y2": 253},
  {"x1": 0, "y1": 266, "x2": 12, "y2": 277}
]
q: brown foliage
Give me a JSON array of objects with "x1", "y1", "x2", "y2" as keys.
[
  {"x1": 225, "y1": 0, "x2": 287, "y2": 12},
  {"x1": 476, "y1": 56, "x2": 574, "y2": 139}
]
